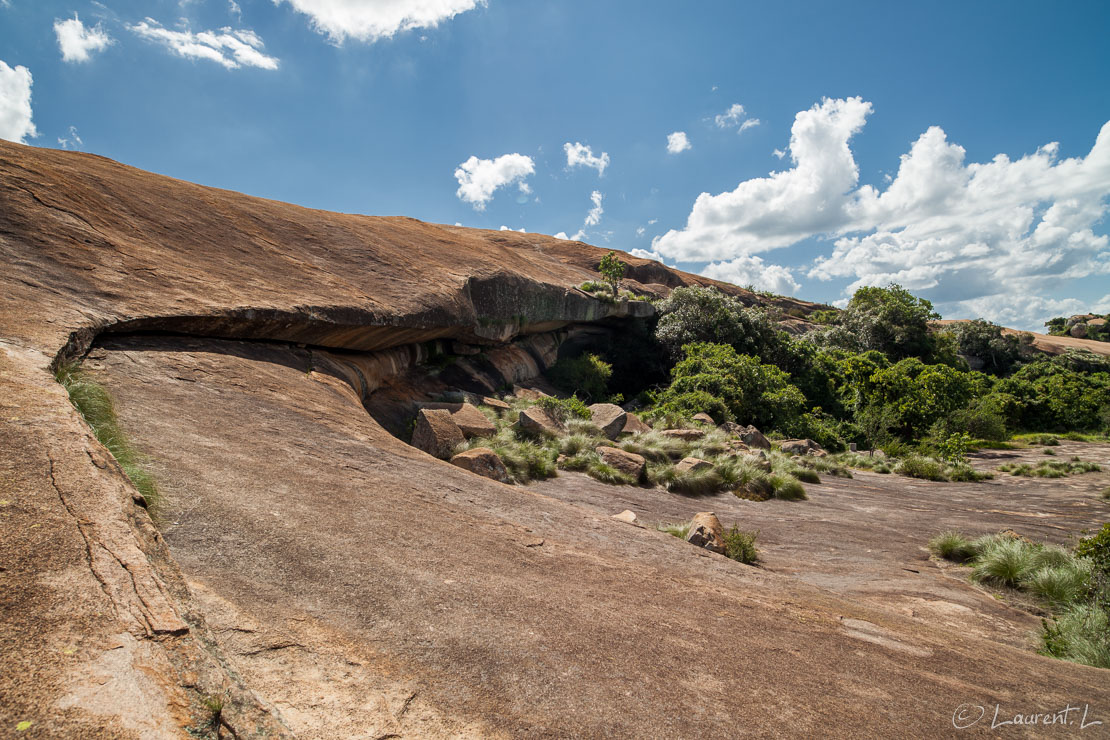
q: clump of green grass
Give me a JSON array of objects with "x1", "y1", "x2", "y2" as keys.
[
  {"x1": 897, "y1": 455, "x2": 947, "y2": 481},
  {"x1": 586, "y1": 461, "x2": 634, "y2": 485},
  {"x1": 1043, "y1": 448, "x2": 1056, "y2": 456},
  {"x1": 666, "y1": 466, "x2": 724, "y2": 496},
  {"x1": 1025, "y1": 562, "x2": 1091, "y2": 606},
  {"x1": 1041, "y1": 604, "x2": 1110, "y2": 669},
  {"x1": 929, "y1": 530, "x2": 977, "y2": 563},
  {"x1": 998, "y1": 460, "x2": 1101, "y2": 478},
  {"x1": 722, "y1": 526, "x2": 759, "y2": 564},
  {"x1": 55, "y1": 363, "x2": 161, "y2": 511},
  {"x1": 1017, "y1": 433, "x2": 1059, "y2": 446},
  {"x1": 947, "y1": 463, "x2": 993, "y2": 482},
  {"x1": 558, "y1": 432, "x2": 602, "y2": 457},
  {"x1": 619, "y1": 431, "x2": 686, "y2": 462},
  {"x1": 658, "y1": 521, "x2": 691, "y2": 539},
  {"x1": 769, "y1": 474, "x2": 807, "y2": 501},
  {"x1": 462, "y1": 428, "x2": 557, "y2": 483},
  {"x1": 1101, "y1": 486, "x2": 1110, "y2": 502},
  {"x1": 971, "y1": 537, "x2": 1034, "y2": 587}
]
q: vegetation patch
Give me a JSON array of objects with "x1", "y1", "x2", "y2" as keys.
[
  {"x1": 722, "y1": 526, "x2": 759, "y2": 564},
  {"x1": 929, "y1": 526, "x2": 1110, "y2": 670},
  {"x1": 55, "y1": 363, "x2": 161, "y2": 512},
  {"x1": 998, "y1": 459, "x2": 1101, "y2": 478}
]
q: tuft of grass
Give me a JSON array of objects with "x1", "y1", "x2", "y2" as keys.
[
  {"x1": 463, "y1": 428, "x2": 557, "y2": 483},
  {"x1": 1041, "y1": 603, "x2": 1110, "y2": 669},
  {"x1": 620, "y1": 430, "x2": 686, "y2": 462},
  {"x1": 666, "y1": 466, "x2": 724, "y2": 496},
  {"x1": 658, "y1": 521, "x2": 691, "y2": 539},
  {"x1": 929, "y1": 530, "x2": 977, "y2": 563},
  {"x1": 896, "y1": 455, "x2": 947, "y2": 481},
  {"x1": 1101, "y1": 486, "x2": 1110, "y2": 502},
  {"x1": 1023, "y1": 561, "x2": 1091, "y2": 606},
  {"x1": 722, "y1": 526, "x2": 759, "y2": 564},
  {"x1": 586, "y1": 461, "x2": 634, "y2": 485},
  {"x1": 201, "y1": 692, "x2": 227, "y2": 732},
  {"x1": 1043, "y1": 448, "x2": 1057, "y2": 456},
  {"x1": 971, "y1": 538, "x2": 1035, "y2": 588},
  {"x1": 769, "y1": 474, "x2": 807, "y2": 501},
  {"x1": 55, "y1": 363, "x2": 161, "y2": 512},
  {"x1": 558, "y1": 432, "x2": 602, "y2": 457},
  {"x1": 947, "y1": 463, "x2": 993, "y2": 482}
]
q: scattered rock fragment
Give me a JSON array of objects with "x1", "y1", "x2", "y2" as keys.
[
  {"x1": 589, "y1": 403, "x2": 628, "y2": 440},
  {"x1": 686, "y1": 512, "x2": 725, "y2": 554},
  {"x1": 516, "y1": 405, "x2": 566, "y2": 438},
  {"x1": 450, "y1": 447, "x2": 512, "y2": 483},
  {"x1": 621, "y1": 413, "x2": 652, "y2": 436},
  {"x1": 611, "y1": 510, "x2": 639, "y2": 525},
  {"x1": 661, "y1": 428, "x2": 705, "y2": 442},
  {"x1": 691, "y1": 412, "x2": 716, "y2": 425},
  {"x1": 512, "y1": 385, "x2": 550, "y2": 401},
  {"x1": 779, "y1": 439, "x2": 827, "y2": 457},
  {"x1": 595, "y1": 446, "x2": 646, "y2": 481},
  {"x1": 675, "y1": 457, "x2": 713, "y2": 474},
  {"x1": 412, "y1": 409, "x2": 466, "y2": 459}
]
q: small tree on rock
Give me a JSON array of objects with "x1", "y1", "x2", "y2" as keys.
[{"x1": 598, "y1": 251, "x2": 626, "y2": 295}]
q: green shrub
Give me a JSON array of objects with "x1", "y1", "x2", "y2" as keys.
[
  {"x1": 723, "y1": 526, "x2": 759, "y2": 564},
  {"x1": 1102, "y1": 486, "x2": 1110, "y2": 502},
  {"x1": 947, "y1": 463, "x2": 992, "y2": 482},
  {"x1": 929, "y1": 531, "x2": 976, "y2": 562},
  {"x1": 1075, "y1": 524, "x2": 1110, "y2": 577},
  {"x1": 536, "y1": 395, "x2": 592, "y2": 423},
  {"x1": 547, "y1": 353, "x2": 612, "y2": 402},
  {"x1": 598, "y1": 251, "x2": 626, "y2": 294},
  {"x1": 55, "y1": 363, "x2": 161, "y2": 512}
]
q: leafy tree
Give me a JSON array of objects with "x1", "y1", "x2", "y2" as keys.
[
  {"x1": 598, "y1": 251, "x2": 626, "y2": 295},
  {"x1": 654, "y1": 286, "x2": 789, "y2": 364},
  {"x1": 546, "y1": 352, "x2": 612, "y2": 402},
  {"x1": 946, "y1": 319, "x2": 1027, "y2": 374},
  {"x1": 656, "y1": 343, "x2": 806, "y2": 431},
  {"x1": 869, "y1": 358, "x2": 976, "y2": 439},
  {"x1": 818, "y1": 284, "x2": 941, "y2": 360}
]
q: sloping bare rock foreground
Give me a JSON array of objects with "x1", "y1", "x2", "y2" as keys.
[{"x1": 2, "y1": 140, "x2": 1110, "y2": 737}]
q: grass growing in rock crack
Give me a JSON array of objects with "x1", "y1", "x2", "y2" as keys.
[
  {"x1": 928, "y1": 531, "x2": 977, "y2": 563},
  {"x1": 54, "y1": 363, "x2": 161, "y2": 512}
]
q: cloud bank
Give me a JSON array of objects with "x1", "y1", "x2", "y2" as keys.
[{"x1": 652, "y1": 96, "x2": 1110, "y2": 325}]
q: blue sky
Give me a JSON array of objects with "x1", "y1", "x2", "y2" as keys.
[{"x1": 1, "y1": 0, "x2": 1109, "y2": 329}]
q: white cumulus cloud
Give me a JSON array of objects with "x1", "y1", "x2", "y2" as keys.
[
  {"x1": 54, "y1": 14, "x2": 113, "y2": 63},
  {"x1": 564, "y1": 141, "x2": 609, "y2": 176},
  {"x1": 128, "y1": 19, "x2": 279, "y2": 69},
  {"x1": 57, "y1": 125, "x2": 83, "y2": 150},
  {"x1": 701, "y1": 255, "x2": 800, "y2": 296},
  {"x1": 584, "y1": 190, "x2": 604, "y2": 226},
  {"x1": 453, "y1": 153, "x2": 534, "y2": 210},
  {"x1": 0, "y1": 60, "x2": 36, "y2": 143},
  {"x1": 667, "y1": 131, "x2": 690, "y2": 154},
  {"x1": 655, "y1": 96, "x2": 873, "y2": 261},
  {"x1": 274, "y1": 0, "x2": 484, "y2": 43},
  {"x1": 714, "y1": 103, "x2": 760, "y2": 134}
]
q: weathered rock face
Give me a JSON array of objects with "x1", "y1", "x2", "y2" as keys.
[
  {"x1": 691, "y1": 412, "x2": 716, "y2": 425},
  {"x1": 588, "y1": 403, "x2": 627, "y2": 440},
  {"x1": 675, "y1": 457, "x2": 713, "y2": 474},
  {"x1": 515, "y1": 405, "x2": 566, "y2": 438},
  {"x1": 450, "y1": 447, "x2": 512, "y2": 483},
  {"x1": 686, "y1": 512, "x2": 726, "y2": 554},
  {"x1": 411, "y1": 409, "x2": 466, "y2": 459},
  {"x1": 595, "y1": 446, "x2": 646, "y2": 481},
  {"x1": 5, "y1": 141, "x2": 1110, "y2": 738}
]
